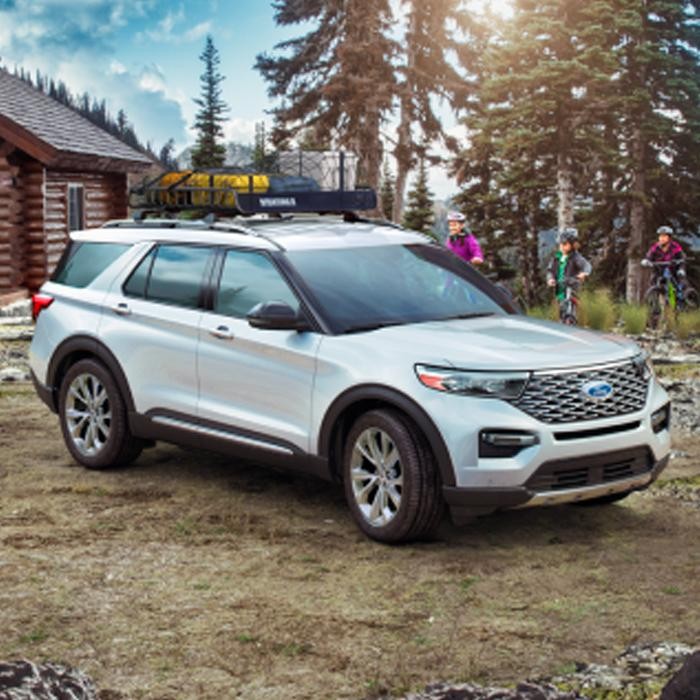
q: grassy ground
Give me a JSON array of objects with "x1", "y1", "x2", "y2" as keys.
[{"x1": 1, "y1": 382, "x2": 699, "y2": 699}]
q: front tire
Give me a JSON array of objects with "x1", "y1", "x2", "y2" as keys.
[
  {"x1": 343, "y1": 409, "x2": 444, "y2": 544},
  {"x1": 58, "y1": 359, "x2": 143, "y2": 469}
]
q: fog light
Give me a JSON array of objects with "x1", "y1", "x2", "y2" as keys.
[
  {"x1": 651, "y1": 404, "x2": 670, "y2": 433},
  {"x1": 479, "y1": 430, "x2": 539, "y2": 458}
]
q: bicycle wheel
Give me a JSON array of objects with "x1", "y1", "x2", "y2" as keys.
[
  {"x1": 645, "y1": 287, "x2": 664, "y2": 329},
  {"x1": 680, "y1": 286, "x2": 698, "y2": 311},
  {"x1": 560, "y1": 299, "x2": 577, "y2": 326}
]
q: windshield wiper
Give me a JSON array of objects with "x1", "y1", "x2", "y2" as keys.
[
  {"x1": 343, "y1": 321, "x2": 407, "y2": 334},
  {"x1": 441, "y1": 312, "x2": 496, "y2": 321}
]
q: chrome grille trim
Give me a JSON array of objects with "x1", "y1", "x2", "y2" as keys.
[{"x1": 511, "y1": 360, "x2": 649, "y2": 424}]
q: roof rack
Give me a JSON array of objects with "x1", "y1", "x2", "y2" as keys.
[{"x1": 128, "y1": 151, "x2": 377, "y2": 218}]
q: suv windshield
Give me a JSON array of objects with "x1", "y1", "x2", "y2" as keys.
[{"x1": 286, "y1": 244, "x2": 508, "y2": 333}]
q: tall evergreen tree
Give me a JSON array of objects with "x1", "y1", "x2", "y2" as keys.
[
  {"x1": 402, "y1": 159, "x2": 435, "y2": 234},
  {"x1": 392, "y1": 0, "x2": 470, "y2": 222},
  {"x1": 256, "y1": 0, "x2": 397, "y2": 207},
  {"x1": 380, "y1": 160, "x2": 396, "y2": 221},
  {"x1": 613, "y1": 0, "x2": 700, "y2": 301},
  {"x1": 159, "y1": 139, "x2": 178, "y2": 170},
  {"x1": 191, "y1": 35, "x2": 229, "y2": 170}
]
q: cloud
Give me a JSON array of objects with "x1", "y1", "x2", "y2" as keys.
[
  {"x1": 0, "y1": 0, "x2": 189, "y2": 150},
  {"x1": 222, "y1": 118, "x2": 258, "y2": 145},
  {"x1": 138, "y1": 5, "x2": 211, "y2": 44}
]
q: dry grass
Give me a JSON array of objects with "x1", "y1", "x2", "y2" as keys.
[{"x1": 1, "y1": 383, "x2": 699, "y2": 699}]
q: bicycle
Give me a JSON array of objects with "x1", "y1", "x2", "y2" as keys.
[
  {"x1": 642, "y1": 259, "x2": 698, "y2": 329},
  {"x1": 555, "y1": 277, "x2": 581, "y2": 325}
]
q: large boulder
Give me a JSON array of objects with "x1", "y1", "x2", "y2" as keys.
[{"x1": 660, "y1": 651, "x2": 700, "y2": 700}]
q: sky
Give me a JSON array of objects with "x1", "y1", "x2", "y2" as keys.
[{"x1": 0, "y1": 0, "x2": 511, "y2": 200}]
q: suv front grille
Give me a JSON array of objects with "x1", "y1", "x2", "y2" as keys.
[
  {"x1": 512, "y1": 360, "x2": 649, "y2": 424},
  {"x1": 526, "y1": 447, "x2": 652, "y2": 492}
]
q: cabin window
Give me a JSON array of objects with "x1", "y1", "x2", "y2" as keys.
[{"x1": 68, "y1": 184, "x2": 85, "y2": 231}]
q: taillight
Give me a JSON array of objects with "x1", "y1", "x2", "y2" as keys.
[{"x1": 32, "y1": 293, "x2": 54, "y2": 321}]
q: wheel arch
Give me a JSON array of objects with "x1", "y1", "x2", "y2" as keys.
[
  {"x1": 318, "y1": 384, "x2": 455, "y2": 487},
  {"x1": 46, "y1": 335, "x2": 135, "y2": 414}
]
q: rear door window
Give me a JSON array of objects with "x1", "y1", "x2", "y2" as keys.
[
  {"x1": 52, "y1": 241, "x2": 130, "y2": 288},
  {"x1": 124, "y1": 244, "x2": 213, "y2": 309}
]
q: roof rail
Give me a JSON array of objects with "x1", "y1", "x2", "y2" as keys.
[{"x1": 101, "y1": 217, "x2": 284, "y2": 250}]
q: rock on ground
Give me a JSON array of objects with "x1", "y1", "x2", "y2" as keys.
[{"x1": 0, "y1": 660, "x2": 97, "y2": 700}]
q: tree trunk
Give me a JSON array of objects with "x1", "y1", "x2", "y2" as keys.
[
  {"x1": 520, "y1": 197, "x2": 541, "y2": 306},
  {"x1": 392, "y1": 9, "x2": 418, "y2": 223},
  {"x1": 626, "y1": 127, "x2": 645, "y2": 303},
  {"x1": 556, "y1": 111, "x2": 575, "y2": 231},
  {"x1": 393, "y1": 97, "x2": 412, "y2": 223}
]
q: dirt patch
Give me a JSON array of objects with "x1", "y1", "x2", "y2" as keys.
[{"x1": 1, "y1": 382, "x2": 699, "y2": 699}]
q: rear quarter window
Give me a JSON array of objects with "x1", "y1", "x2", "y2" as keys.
[{"x1": 52, "y1": 241, "x2": 130, "y2": 288}]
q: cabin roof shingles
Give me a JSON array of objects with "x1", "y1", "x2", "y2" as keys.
[{"x1": 0, "y1": 68, "x2": 152, "y2": 166}]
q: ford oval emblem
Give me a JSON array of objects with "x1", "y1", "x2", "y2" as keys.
[{"x1": 581, "y1": 380, "x2": 614, "y2": 401}]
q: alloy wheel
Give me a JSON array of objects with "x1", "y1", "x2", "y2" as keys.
[
  {"x1": 349, "y1": 427, "x2": 403, "y2": 527},
  {"x1": 64, "y1": 373, "x2": 112, "y2": 457}
]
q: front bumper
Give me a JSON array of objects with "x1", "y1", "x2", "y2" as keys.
[{"x1": 443, "y1": 450, "x2": 670, "y2": 524}]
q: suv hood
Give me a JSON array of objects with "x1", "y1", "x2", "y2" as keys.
[{"x1": 362, "y1": 315, "x2": 639, "y2": 371}]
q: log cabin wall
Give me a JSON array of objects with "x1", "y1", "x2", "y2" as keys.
[
  {"x1": 20, "y1": 158, "x2": 46, "y2": 291},
  {"x1": 42, "y1": 170, "x2": 128, "y2": 281},
  {"x1": 0, "y1": 146, "x2": 25, "y2": 290}
]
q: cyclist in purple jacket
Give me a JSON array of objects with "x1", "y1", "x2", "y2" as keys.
[{"x1": 445, "y1": 211, "x2": 483, "y2": 265}]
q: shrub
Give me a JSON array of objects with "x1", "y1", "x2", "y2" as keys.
[
  {"x1": 676, "y1": 309, "x2": 700, "y2": 340},
  {"x1": 579, "y1": 288, "x2": 616, "y2": 331},
  {"x1": 619, "y1": 304, "x2": 648, "y2": 336},
  {"x1": 527, "y1": 303, "x2": 558, "y2": 321}
]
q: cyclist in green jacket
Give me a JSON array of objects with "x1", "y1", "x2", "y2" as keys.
[{"x1": 546, "y1": 228, "x2": 592, "y2": 301}]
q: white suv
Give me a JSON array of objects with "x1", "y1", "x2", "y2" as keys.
[{"x1": 29, "y1": 216, "x2": 671, "y2": 543}]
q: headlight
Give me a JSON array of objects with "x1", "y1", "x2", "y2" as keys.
[
  {"x1": 415, "y1": 365, "x2": 530, "y2": 399},
  {"x1": 633, "y1": 351, "x2": 654, "y2": 380}
]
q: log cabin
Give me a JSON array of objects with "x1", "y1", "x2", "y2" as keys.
[{"x1": 0, "y1": 68, "x2": 153, "y2": 294}]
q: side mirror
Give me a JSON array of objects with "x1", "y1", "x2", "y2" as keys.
[
  {"x1": 495, "y1": 283, "x2": 523, "y2": 314},
  {"x1": 247, "y1": 301, "x2": 310, "y2": 331}
]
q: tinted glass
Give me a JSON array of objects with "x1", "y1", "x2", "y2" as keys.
[
  {"x1": 286, "y1": 244, "x2": 506, "y2": 333},
  {"x1": 147, "y1": 245, "x2": 212, "y2": 308},
  {"x1": 123, "y1": 248, "x2": 155, "y2": 298},
  {"x1": 215, "y1": 250, "x2": 299, "y2": 318},
  {"x1": 53, "y1": 242, "x2": 129, "y2": 288}
]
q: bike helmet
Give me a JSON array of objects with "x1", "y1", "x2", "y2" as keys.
[
  {"x1": 447, "y1": 211, "x2": 466, "y2": 223},
  {"x1": 657, "y1": 225, "x2": 673, "y2": 236},
  {"x1": 558, "y1": 227, "x2": 578, "y2": 244}
]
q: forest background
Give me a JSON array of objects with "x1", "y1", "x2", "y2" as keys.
[{"x1": 6, "y1": 0, "x2": 700, "y2": 306}]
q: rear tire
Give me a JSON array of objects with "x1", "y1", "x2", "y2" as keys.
[
  {"x1": 342, "y1": 409, "x2": 444, "y2": 544},
  {"x1": 58, "y1": 359, "x2": 144, "y2": 470}
]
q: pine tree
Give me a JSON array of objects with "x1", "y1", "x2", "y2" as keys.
[
  {"x1": 191, "y1": 35, "x2": 229, "y2": 170},
  {"x1": 612, "y1": 0, "x2": 700, "y2": 301},
  {"x1": 402, "y1": 159, "x2": 434, "y2": 235},
  {"x1": 159, "y1": 139, "x2": 178, "y2": 170},
  {"x1": 256, "y1": 0, "x2": 396, "y2": 207},
  {"x1": 252, "y1": 121, "x2": 276, "y2": 171},
  {"x1": 379, "y1": 160, "x2": 396, "y2": 221},
  {"x1": 392, "y1": 0, "x2": 470, "y2": 222}
]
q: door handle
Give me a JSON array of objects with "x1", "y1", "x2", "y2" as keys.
[
  {"x1": 112, "y1": 302, "x2": 131, "y2": 316},
  {"x1": 209, "y1": 325, "x2": 234, "y2": 340}
]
